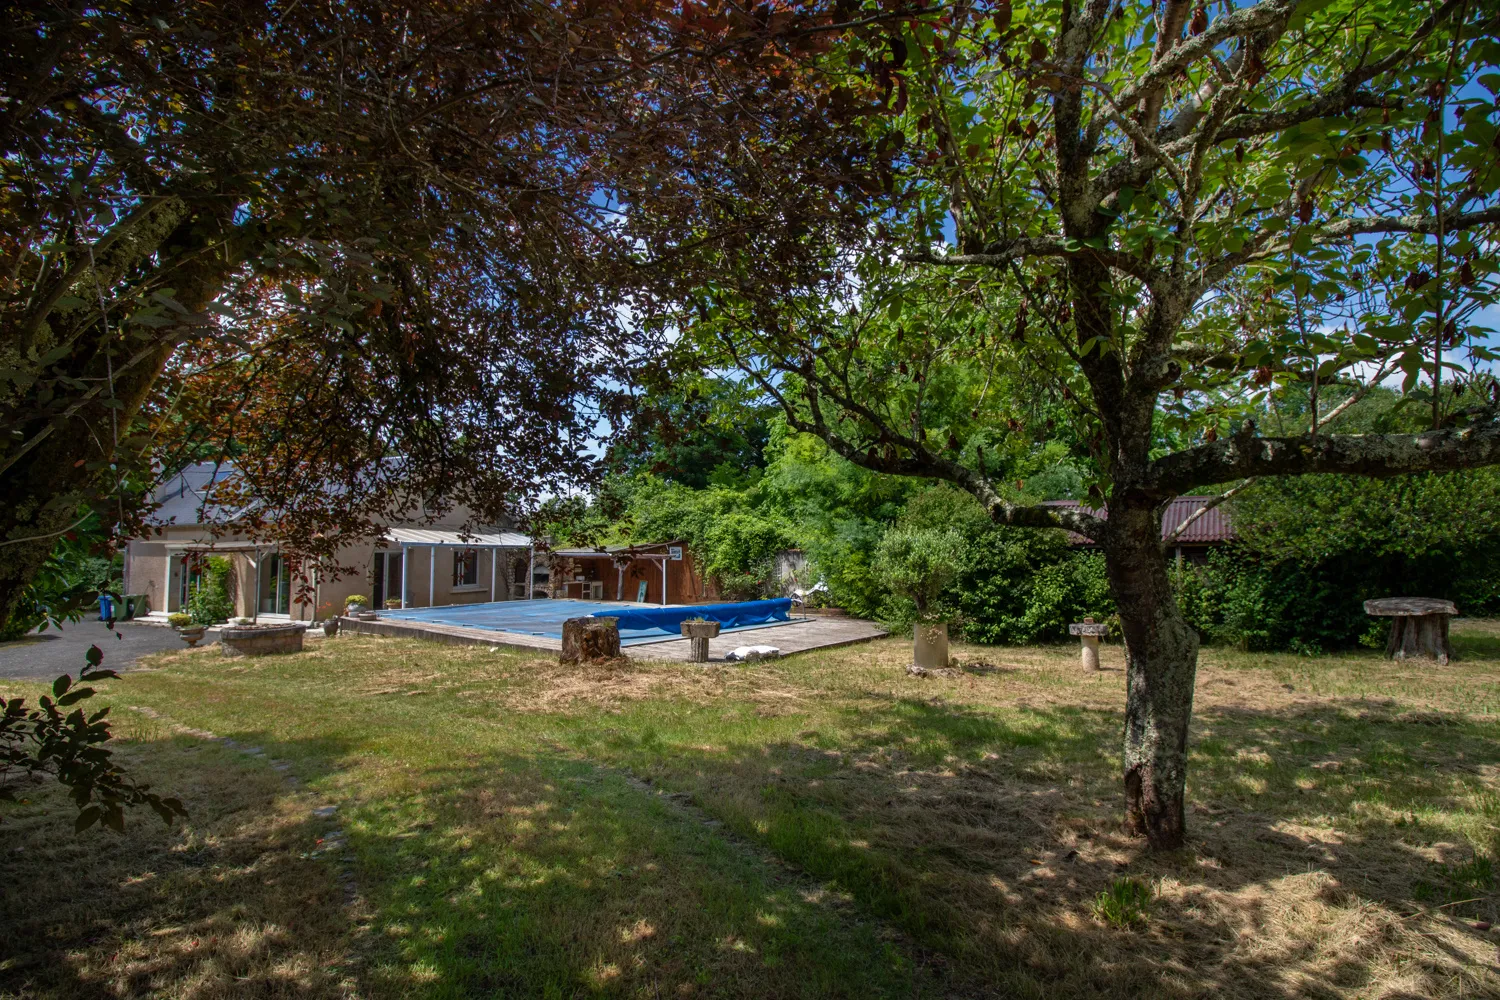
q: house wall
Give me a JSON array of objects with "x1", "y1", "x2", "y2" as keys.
[
  {"x1": 384, "y1": 546, "x2": 512, "y2": 609},
  {"x1": 125, "y1": 540, "x2": 169, "y2": 616}
]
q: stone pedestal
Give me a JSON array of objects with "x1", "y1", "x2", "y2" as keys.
[
  {"x1": 561, "y1": 617, "x2": 620, "y2": 663},
  {"x1": 680, "y1": 620, "x2": 722, "y2": 663},
  {"x1": 913, "y1": 622, "x2": 950, "y2": 669},
  {"x1": 1069, "y1": 617, "x2": 1110, "y2": 670}
]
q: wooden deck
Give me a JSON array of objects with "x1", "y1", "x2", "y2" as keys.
[{"x1": 336, "y1": 614, "x2": 886, "y2": 661}]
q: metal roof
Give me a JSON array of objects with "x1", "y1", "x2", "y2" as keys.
[
  {"x1": 1045, "y1": 496, "x2": 1237, "y2": 545},
  {"x1": 384, "y1": 528, "x2": 532, "y2": 547},
  {"x1": 148, "y1": 463, "x2": 251, "y2": 525}
]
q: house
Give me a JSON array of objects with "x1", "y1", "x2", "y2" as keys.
[
  {"x1": 1044, "y1": 495, "x2": 1238, "y2": 563},
  {"x1": 123, "y1": 463, "x2": 533, "y2": 622}
]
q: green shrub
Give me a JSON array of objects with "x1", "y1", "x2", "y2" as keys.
[
  {"x1": 184, "y1": 556, "x2": 233, "y2": 625},
  {"x1": 344, "y1": 594, "x2": 370, "y2": 607},
  {"x1": 166, "y1": 612, "x2": 194, "y2": 628},
  {"x1": 873, "y1": 527, "x2": 966, "y2": 620},
  {"x1": 952, "y1": 526, "x2": 1113, "y2": 645}
]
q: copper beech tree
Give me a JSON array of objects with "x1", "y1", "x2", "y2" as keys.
[
  {"x1": 0, "y1": 0, "x2": 898, "y2": 623},
  {"x1": 649, "y1": 0, "x2": 1500, "y2": 848}
]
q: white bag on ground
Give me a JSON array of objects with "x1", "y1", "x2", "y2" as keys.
[{"x1": 726, "y1": 645, "x2": 781, "y2": 662}]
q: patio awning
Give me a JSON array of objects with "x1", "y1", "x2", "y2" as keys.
[{"x1": 383, "y1": 528, "x2": 532, "y2": 548}]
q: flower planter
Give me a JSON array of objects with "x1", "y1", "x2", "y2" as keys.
[
  {"x1": 175, "y1": 626, "x2": 208, "y2": 648},
  {"x1": 220, "y1": 622, "x2": 308, "y2": 658},
  {"x1": 680, "y1": 620, "x2": 722, "y2": 663}
]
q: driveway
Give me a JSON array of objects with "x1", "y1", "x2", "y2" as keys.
[{"x1": 0, "y1": 619, "x2": 210, "y2": 681}]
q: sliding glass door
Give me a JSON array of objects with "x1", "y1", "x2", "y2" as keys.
[{"x1": 259, "y1": 553, "x2": 290, "y2": 616}]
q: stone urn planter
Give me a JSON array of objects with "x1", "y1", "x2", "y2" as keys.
[
  {"x1": 175, "y1": 625, "x2": 208, "y2": 648},
  {"x1": 220, "y1": 622, "x2": 309, "y2": 658},
  {"x1": 680, "y1": 619, "x2": 722, "y2": 662},
  {"x1": 912, "y1": 622, "x2": 950, "y2": 670}
]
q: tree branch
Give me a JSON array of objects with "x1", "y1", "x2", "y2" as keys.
[{"x1": 1148, "y1": 420, "x2": 1500, "y2": 494}]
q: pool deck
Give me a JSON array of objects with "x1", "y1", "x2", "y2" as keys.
[{"x1": 336, "y1": 613, "x2": 886, "y2": 661}]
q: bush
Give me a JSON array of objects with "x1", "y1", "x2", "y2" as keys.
[
  {"x1": 952, "y1": 526, "x2": 1113, "y2": 645},
  {"x1": 873, "y1": 527, "x2": 966, "y2": 620},
  {"x1": 166, "y1": 612, "x2": 194, "y2": 628},
  {"x1": 184, "y1": 556, "x2": 233, "y2": 625},
  {"x1": 1176, "y1": 470, "x2": 1500, "y2": 652},
  {"x1": 344, "y1": 594, "x2": 370, "y2": 607}
]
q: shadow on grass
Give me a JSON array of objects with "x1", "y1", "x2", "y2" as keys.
[
  {"x1": 343, "y1": 750, "x2": 940, "y2": 999},
  {"x1": 0, "y1": 731, "x2": 359, "y2": 1000},
  {"x1": 577, "y1": 690, "x2": 1500, "y2": 999}
]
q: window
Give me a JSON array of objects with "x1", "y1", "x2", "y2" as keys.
[{"x1": 452, "y1": 549, "x2": 479, "y2": 588}]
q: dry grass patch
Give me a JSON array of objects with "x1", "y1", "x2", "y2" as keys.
[
  {"x1": 20, "y1": 621, "x2": 1498, "y2": 998},
  {"x1": 0, "y1": 711, "x2": 358, "y2": 1000}
]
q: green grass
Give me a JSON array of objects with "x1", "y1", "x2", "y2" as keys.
[{"x1": 4, "y1": 622, "x2": 1500, "y2": 998}]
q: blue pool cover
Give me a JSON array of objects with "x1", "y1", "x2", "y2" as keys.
[
  {"x1": 593, "y1": 598, "x2": 792, "y2": 634},
  {"x1": 377, "y1": 598, "x2": 796, "y2": 646}
]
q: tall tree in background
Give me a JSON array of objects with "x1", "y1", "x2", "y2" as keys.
[
  {"x1": 644, "y1": 0, "x2": 1500, "y2": 848},
  {"x1": 0, "y1": 0, "x2": 887, "y2": 624}
]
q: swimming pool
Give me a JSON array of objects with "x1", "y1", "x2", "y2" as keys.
[{"x1": 376, "y1": 599, "x2": 801, "y2": 646}]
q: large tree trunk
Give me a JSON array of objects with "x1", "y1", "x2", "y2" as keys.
[{"x1": 1103, "y1": 504, "x2": 1200, "y2": 851}]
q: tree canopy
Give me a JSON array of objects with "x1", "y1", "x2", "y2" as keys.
[
  {"x1": 0, "y1": 0, "x2": 889, "y2": 623},
  {"x1": 628, "y1": 0, "x2": 1500, "y2": 848}
]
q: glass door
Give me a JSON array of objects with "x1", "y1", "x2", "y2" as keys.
[{"x1": 259, "y1": 553, "x2": 290, "y2": 615}]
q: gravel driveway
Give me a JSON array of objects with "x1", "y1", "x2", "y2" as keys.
[{"x1": 0, "y1": 619, "x2": 210, "y2": 681}]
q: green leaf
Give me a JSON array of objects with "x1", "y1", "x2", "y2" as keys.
[
  {"x1": 52, "y1": 674, "x2": 72, "y2": 698},
  {"x1": 85, "y1": 645, "x2": 102, "y2": 667},
  {"x1": 75, "y1": 806, "x2": 100, "y2": 833}
]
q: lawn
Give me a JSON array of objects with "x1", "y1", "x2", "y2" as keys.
[{"x1": 3, "y1": 623, "x2": 1499, "y2": 999}]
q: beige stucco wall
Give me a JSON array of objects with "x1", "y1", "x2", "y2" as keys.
[
  {"x1": 125, "y1": 525, "x2": 525, "y2": 619},
  {"x1": 389, "y1": 546, "x2": 509, "y2": 608},
  {"x1": 125, "y1": 540, "x2": 169, "y2": 616}
]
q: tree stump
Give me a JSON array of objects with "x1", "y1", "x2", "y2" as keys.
[
  {"x1": 1068, "y1": 617, "x2": 1110, "y2": 670},
  {"x1": 1363, "y1": 598, "x2": 1457, "y2": 665},
  {"x1": 561, "y1": 617, "x2": 620, "y2": 663}
]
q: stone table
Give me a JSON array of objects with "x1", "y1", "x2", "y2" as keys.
[
  {"x1": 1364, "y1": 598, "x2": 1458, "y2": 665},
  {"x1": 1068, "y1": 616, "x2": 1110, "y2": 671}
]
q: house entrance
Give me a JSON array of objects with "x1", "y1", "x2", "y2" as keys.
[
  {"x1": 373, "y1": 551, "x2": 403, "y2": 608},
  {"x1": 259, "y1": 553, "x2": 291, "y2": 616}
]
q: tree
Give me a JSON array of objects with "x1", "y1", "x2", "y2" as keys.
[
  {"x1": 0, "y1": 0, "x2": 892, "y2": 625},
  {"x1": 644, "y1": 0, "x2": 1500, "y2": 848},
  {"x1": 873, "y1": 526, "x2": 966, "y2": 617}
]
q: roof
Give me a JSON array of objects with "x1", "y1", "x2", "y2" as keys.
[
  {"x1": 548, "y1": 541, "x2": 686, "y2": 559},
  {"x1": 1045, "y1": 496, "x2": 1237, "y2": 545},
  {"x1": 383, "y1": 528, "x2": 532, "y2": 547},
  {"x1": 148, "y1": 463, "x2": 252, "y2": 526}
]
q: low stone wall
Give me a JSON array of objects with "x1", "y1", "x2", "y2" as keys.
[{"x1": 220, "y1": 623, "x2": 308, "y2": 657}]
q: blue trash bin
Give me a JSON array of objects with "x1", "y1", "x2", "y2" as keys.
[{"x1": 98, "y1": 593, "x2": 114, "y2": 621}]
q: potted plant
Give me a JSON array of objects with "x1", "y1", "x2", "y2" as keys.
[
  {"x1": 384, "y1": 597, "x2": 402, "y2": 610},
  {"x1": 344, "y1": 594, "x2": 370, "y2": 614},
  {"x1": 874, "y1": 527, "x2": 967, "y2": 670},
  {"x1": 167, "y1": 612, "x2": 207, "y2": 648}
]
